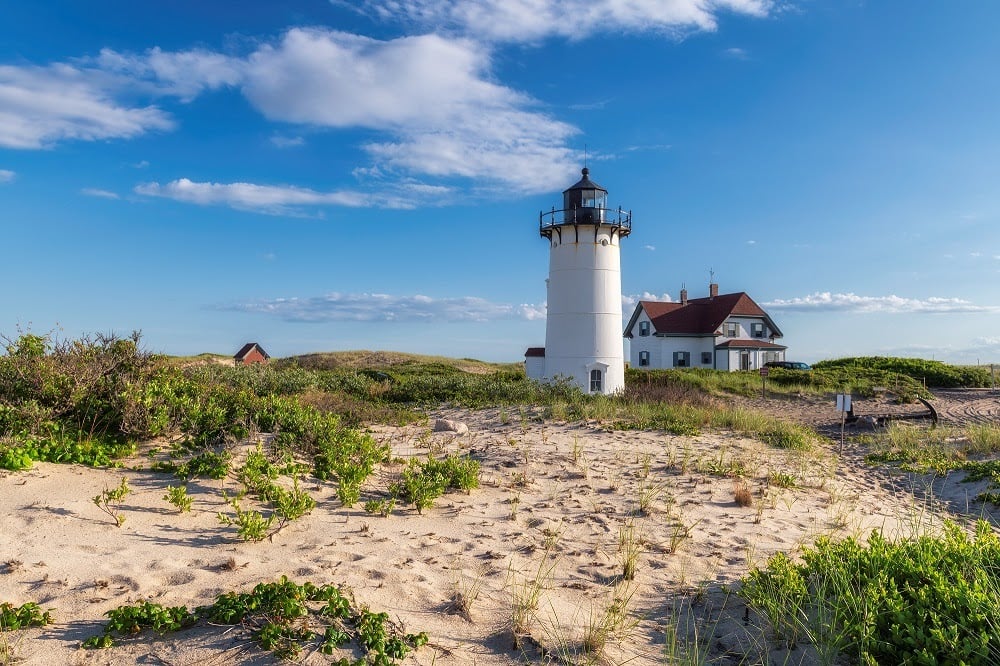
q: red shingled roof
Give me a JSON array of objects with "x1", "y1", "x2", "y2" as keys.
[
  {"x1": 626, "y1": 292, "x2": 783, "y2": 338},
  {"x1": 234, "y1": 342, "x2": 270, "y2": 360},
  {"x1": 714, "y1": 339, "x2": 787, "y2": 350},
  {"x1": 524, "y1": 347, "x2": 546, "y2": 358}
]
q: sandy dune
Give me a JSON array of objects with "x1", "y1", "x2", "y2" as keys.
[{"x1": 1, "y1": 402, "x2": 994, "y2": 665}]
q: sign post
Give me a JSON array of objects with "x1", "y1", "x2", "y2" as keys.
[
  {"x1": 835, "y1": 393, "x2": 852, "y2": 454},
  {"x1": 759, "y1": 366, "x2": 769, "y2": 399}
]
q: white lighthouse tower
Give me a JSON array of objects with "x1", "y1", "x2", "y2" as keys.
[{"x1": 532, "y1": 168, "x2": 631, "y2": 394}]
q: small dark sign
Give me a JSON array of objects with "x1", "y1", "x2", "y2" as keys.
[{"x1": 759, "y1": 367, "x2": 769, "y2": 377}]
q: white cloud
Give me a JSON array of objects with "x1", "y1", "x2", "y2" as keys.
[
  {"x1": 0, "y1": 63, "x2": 174, "y2": 149},
  {"x1": 227, "y1": 292, "x2": 545, "y2": 323},
  {"x1": 0, "y1": 169, "x2": 14, "y2": 183},
  {"x1": 133, "y1": 160, "x2": 150, "y2": 169},
  {"x1": 360, "y1": 0, "x2": 773, "y2": 42},
  {"x1": 232, "y1": 290, "x2": 682, "y2": 323},
  {"x1": 622, "y1": 292, "x2": 673, "y2": 309},
  {"x1": 270, "y1": 135, "x2": 305, "y2": 148},
  {"x1": 81, "y1": 187, "x2": 119, "y2": 199},
  {"x1": 723, "y1": 47, "x2": 749, "y2": 59},
  {"x1": 242, "y1": 28, "x2": 577, "y2": 193},
  {"x1": 134, "y1": 178, "x2": 405, "y2": 215},
  {"x1": 93, "y1": 47, "x2": 243, "y2": 101},
  {"x1": 625, "y1": 143, "x2": 672, "y2": 152},
  {"x1": 764, "y1": 292, "x2": 1000, "y2": 314},
  {"x1": 643, "y1": 245, "x2": 656, "y2": 251}
]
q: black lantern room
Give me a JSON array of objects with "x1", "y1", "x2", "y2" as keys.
[{"x1": 540, "y1": 167, "x2": 631, "y2": 239}]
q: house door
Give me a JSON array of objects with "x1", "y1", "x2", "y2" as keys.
[{"x1": 740, "y1": 352, "x2": 750, "y2": 371}]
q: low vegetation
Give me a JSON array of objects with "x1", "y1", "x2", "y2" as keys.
[
  {"x1": 742, "y1": 521, "x2": 1000, "y2": 664},
  {"x1": 0, "y1": 602, "x2": 52, "y2": 631},
  {"x1": 82, "y1": 576, "x2": 429, "y2": 662},
  {"x1": 861, "y1": 422, "x2": 1000, "y2": 503},
  {"x1": 5, "y1": 332, "x2": 1000, "y2": 664}
]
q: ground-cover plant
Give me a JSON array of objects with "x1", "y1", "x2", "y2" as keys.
[
  {"x1": 391, "y1": 454, "x2": 480, "y2": 514},
  {"x1": 0, "y1": 602, "x2": 52, "y2": 631},
  {"x1": 217, "y1": 493, "x2": 275, "y2": 542},
  {"x1": 84, "y1": 577, "x2": 429, "y2": 662},
  {"x1": 217, "y1": 472, "x2": 315, "y2": 543},
  {"x1": 767, "y1": 472, "x2": 796, "y2": 489},
  {"x1": 741, "y1": 521, "x2": 1000, "y2": 664},
  {"x1": 163, "y1": 485, "x2": 193, "y2": 512},
  {"x1": 313, "y1": 426, "x2": 389, "y2": 507},
  {"x1": 81, "y1": 601, "x2": 196, "y2": 648},
  {"x1": 364, "y1": 498, "x2": 396, "y2": 517},
  {"x1": 92, "y1": 477, "x2": 130, "y2": 527}
]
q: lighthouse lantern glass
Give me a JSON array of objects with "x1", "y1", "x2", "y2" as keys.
[{"x1": 581, "y1": 189, "x2": 606, "y2": 209}]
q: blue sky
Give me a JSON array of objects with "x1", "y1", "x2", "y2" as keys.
[{"x1": 2, "y1": 1, "x2": 999, "y2": 364}]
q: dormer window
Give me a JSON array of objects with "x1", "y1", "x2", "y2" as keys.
[{"x1": 639, "y1": 321, "x2": 650, "y2": 337}]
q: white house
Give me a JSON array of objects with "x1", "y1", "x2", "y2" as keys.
[{"x1": 624, "y1": 283, "x2": 786, "y2": 372}]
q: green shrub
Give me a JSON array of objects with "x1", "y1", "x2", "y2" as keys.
[
  {"x1": 742, "y1": 521, "x2": 1000, "y2": 664},
  {"x1": 813, "y1": 356, "x2": 989, "y2": 389},
  {"x1": 163, "y1": 485, "x2": 193, "y2": 512},
  {"x1": 391, "y1": 454, "x2": 480, "y2": 514}
]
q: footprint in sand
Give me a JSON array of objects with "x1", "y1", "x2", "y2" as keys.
[
  {"x1": 110, "y1": 574, "x2": 141, "y2": 591},
  {"x1": 165, "y1": 571, "x2": 196, "y2": 586}
]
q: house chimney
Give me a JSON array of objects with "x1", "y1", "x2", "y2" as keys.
[
  {"x1": 680, "y1": 287, "x2": 688, "y2": 306},
  {"x1": 709, "y1": 282, "x2": 719, "y2": 299}
]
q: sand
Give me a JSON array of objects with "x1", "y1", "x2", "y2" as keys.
[{"x1": 2, "y1": 395, "x2": 997, "y2": 665}]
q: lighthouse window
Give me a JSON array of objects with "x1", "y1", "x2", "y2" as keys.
[{"x1": 589, "y1": 369, "x2": 603, "y2": 393}]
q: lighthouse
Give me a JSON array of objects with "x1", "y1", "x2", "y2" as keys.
[{"x1": 528, "y1": 168, "x2": 631, "y2": 394}]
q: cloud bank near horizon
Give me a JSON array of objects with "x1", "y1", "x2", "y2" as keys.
[
  {"x1": 225, "y1": 291, "x2": 676, "y2": 323},
  {"x1": 763, "y1": 292, "x2": 1000, "y2": 315}
]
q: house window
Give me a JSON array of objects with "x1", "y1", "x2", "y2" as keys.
[
  {"x1": 673, "y1": 352, "x2": 690, "y2": 368},
  {"x1": 725, "y1": 322, "x2": 739, "y2": 338},
  {"x1": 639, "y1": 351, "x2": 650, "y2": 367},
  {"x1": 639, "y1": 321, "x2": 650, "y2": 336},
  {"x1": 752, "y1": 323, "x2": 765, "y2": 338},
  {"x1": 589, "y1": 369, "x2": 603, "y2": 393},
  {"x1": 701, "y1": 352, "x2": 712, "y2": 365}
]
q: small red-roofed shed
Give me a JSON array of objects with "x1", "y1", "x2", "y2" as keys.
[{"x1": 234, "y1": 342, "x2": 270, "y2": 366}]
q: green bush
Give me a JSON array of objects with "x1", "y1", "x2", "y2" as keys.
[
  {"x1": 392, "y1": 454, "x2": 480, "y2": 514},
  {"x1": 741, "y1": 521, "x2": 1000, "y2": 664},
  {"x1": 813, "y1": 357, "x2": 990, "y2": 389}
]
